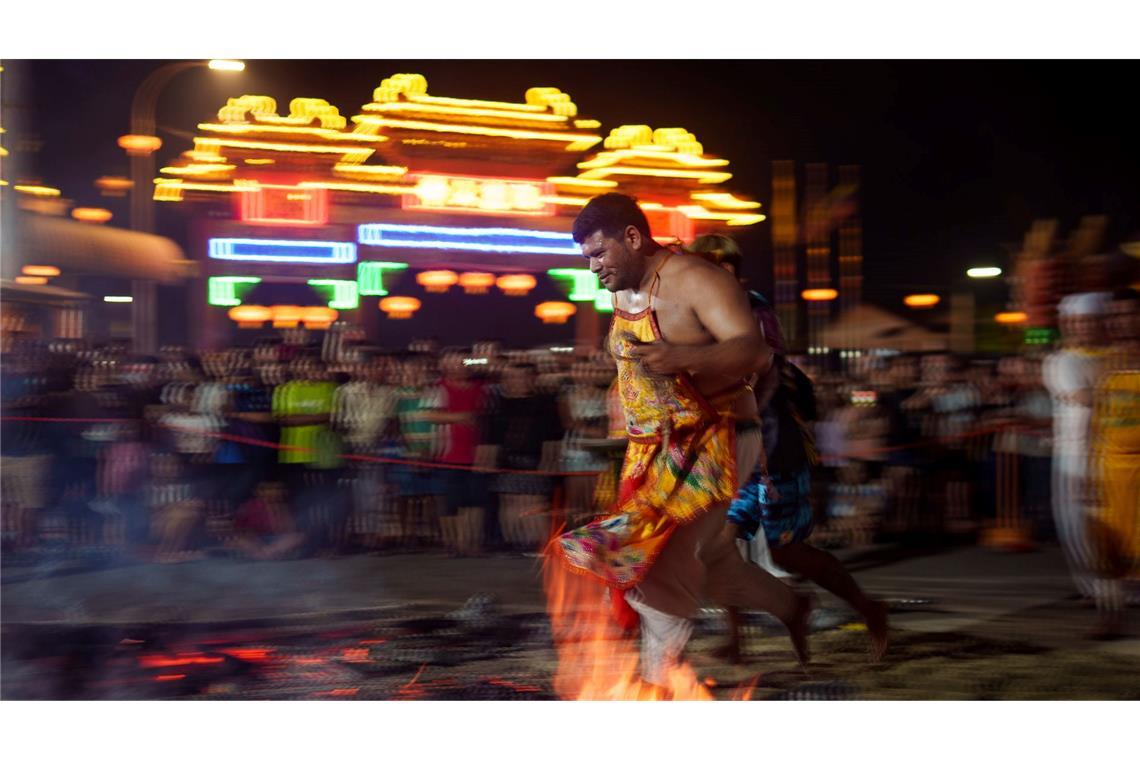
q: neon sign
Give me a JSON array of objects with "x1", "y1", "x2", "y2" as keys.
[
  {"x1": 358, "y1": 224, "x2": 578, "y2": 256},
  {"x1": 402, "y1": 174, "x2": 552, "y2": 216},
  {"x1": 208, "y1": 276, "x2": 261, "y2": 306},
  {"x1": 308, "y1": 279, "x2": 359, "y2": 309},
  {"x1": 239, "y1": 186, "x2": 329, "y2": 226},
  {"x1": 208, "y1": 238, "x2": 356, "y2": 264},
  {"x1": 357, "y1": 261, "x2": 409, "y2": 296}
]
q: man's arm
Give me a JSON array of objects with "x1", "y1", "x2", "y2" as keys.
[{"x1": 630, "y1": 264, "x2": 771, "y2": 379}]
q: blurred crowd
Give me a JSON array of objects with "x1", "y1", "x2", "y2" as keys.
[{"x1": 2, "y1": 287, "x2": 1137, "y2": 587}]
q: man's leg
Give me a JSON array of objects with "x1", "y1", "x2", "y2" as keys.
[{"x1": 770, "y1": 541, "x2": 889, "y2": 660}]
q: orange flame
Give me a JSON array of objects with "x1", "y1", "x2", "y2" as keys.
[{"x1": 542, "y1": 542, "x2": 713, "y2": 701}]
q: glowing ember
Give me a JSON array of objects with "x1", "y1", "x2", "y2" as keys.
[
  {"x1": 218, "y1": 648, "x2": 273, "y2": 662},
  {"x1": 155, "y1": 674, "x2": 186, "y2": 682},
  {"x1": 139, "y1": 655, "x2": 224, "y2": 668}
]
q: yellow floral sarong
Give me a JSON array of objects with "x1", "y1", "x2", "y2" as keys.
[{"x1": 557, "y1": 266, "x2": 743, "y2": 590}]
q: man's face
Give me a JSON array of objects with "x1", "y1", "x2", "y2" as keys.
[{"x1": 580, "y1": 227, "x2": 642, "y2": 292}]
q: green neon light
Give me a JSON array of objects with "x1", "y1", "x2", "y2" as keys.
[
  {"x1": 547, "y1": 268, "x2": 602, "y2": 302},
  {"x1": 594, "y1": 289, "x2": 614, "y2": 313},
  {"x1": 208, "y1": 276, "x2": 261, "y2": 306},
  {"x1": 358, "y1": 261, "x2": 409, "y2": 296},
  {"x1": 308, "y1": 279, "x2": 359, "y2": 309}
]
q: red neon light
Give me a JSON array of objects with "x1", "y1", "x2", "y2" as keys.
[
  {"x1": 402, "y1": 172, "x2": 553, "y2": 217},
  {"x1": 643, "y1": 207, "x2": 693, "y2": 243},
  {"x1": 239, "y1": 185, "x2": 329, "y2": 226}
]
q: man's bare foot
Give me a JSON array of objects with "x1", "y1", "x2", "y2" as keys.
[
  {"x1": 786, "y1": 593, "x2": 813, "y2": 667},
  {"x1": 865, "y1": 600, "x2": 890, "y2": 662}
]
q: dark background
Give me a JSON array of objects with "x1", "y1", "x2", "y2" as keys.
[{"x1": 6, "y1": 60, "x2": 1138, "y2": 308}]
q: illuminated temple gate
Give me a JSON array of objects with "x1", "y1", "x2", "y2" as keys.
[{"x1": 156, "y1": 73, "x2": 765, "y2": 348}]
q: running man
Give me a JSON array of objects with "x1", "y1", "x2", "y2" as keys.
[{"x1": 552, "y1": 194, "x2": 812, "y2": 689}]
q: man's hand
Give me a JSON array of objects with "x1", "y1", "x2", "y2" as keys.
[{"x1": 627, "y1": 336, "x2": 692, "y2": 376}]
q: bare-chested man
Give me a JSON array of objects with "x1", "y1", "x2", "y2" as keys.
[{"x1": 554, "y1": 194, "x2": 812, "y2": 688}]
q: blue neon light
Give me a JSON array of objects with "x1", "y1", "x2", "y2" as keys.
[
  {"x1": 357, "y1": 223, "x2": 579, "y2": 256},
  {"x1": 209, "y1": 238, "x2": 357, "y2": 264}
]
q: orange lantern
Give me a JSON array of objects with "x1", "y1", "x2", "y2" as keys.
[
  {"x1": 72, "y1": 207, "x2": 113, "y2": 224},
  {"x1": 302, "y1": 306, "x2": 338, "y2": 330},
  {"x1": 458, "y1": 272, "x2": 495, "y2": 294},
  {"x1": 903, "y1": 293, "x2": 940, "y2": 309},
  {"x1": 95, "y1": 176, "x2": 133, "y2": 196},
  {"x1": 228, "y1": 304, "x2": 272, "y2": 328},
  {"x1": 496, "y1": 274, "x2": 537, "y2": 297},
  {"x1": 995, "y1": 311, "x2": 1028, "y2": 325},
  {"x1": 535, "y1": 301, "x2": 577, "y2": 324},
  {"x1": 801, "y1": 288, "x2": 839, "y2": 302},
  {"x1": 15, "y1": 276, "x2": 48, "y2": 285},
  {"x1": 21, "y1": 265, "x2": 61, "y2": 277},
  {"x1": 416, "y1": 270, "x2": 459, "y2": 293},
  {"x1": 380, "y1": 296, "x2": 422, "y2": 320},
  {"x1": 270, "y1": 305, "x2": 303, "y2": 328},
  {"x1": 118, "y1": 134, "x2": 162, "y2": 155}
]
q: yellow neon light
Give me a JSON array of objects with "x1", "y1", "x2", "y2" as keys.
[
  {"x1": 351, "y1": 115, "x2": 601, "y2": 150},
  {"x1": 546, "y1": 177, "x2": 618, "y2": 189},
  {"x1": 577, "y1": 149, "x2": 729, "y2": 170},
  {"x1": 407, "y1": 93, "x2": 549, "y2": 113},
  {"x1": 578, "y1": 166, "x2": 732, "y2": 184},
  {"x1": 199, "y1": 122, "x2": 384, "y2": 142},
  {"x1": 15, "y1": 276, "x2": 49, "y2": 285},
  {"x1": 154, "y1": 185, "x2": 184, "y2": 202},
  {"x1": 677, "y1": 205, "x2": 765, "y2": 225},
  {"x1": 332, "y1": 164, "x2": 409, "y2": 177},
  {"x1": 13, "y1": 185, "x2": 62, "y2": 197},
  {"x1": 195, "y1": 137, "x2": 376, "y2": 157},
  {"x1": 244, "y1": 158, "x2": 276, "y2": 165},
  {"x1": 690, "y1": 192, "x2": 761, "y2": 210},
  {"x1": 184, "y1": 150, "x2": 227, "y2": 162},
  {"x1": 297, "y1": 181, "x2": 408, "y2": 195},
  {"x1": 574, "y1": 119, "x2": 602, "y2": 129},
  {"x1": 0, "y1": 146, "x2": 8, "y2": 157},
  {"x1": 160, "y1": 164, "x2": 236, "y2": 176},
  {"x1": 364, "y1": 102, "x2": 571, "y2": 124},
  {"x1": 542, "y1": 196, "x2": 589, "y2": 206},
  {"x1": 0, "y1": 180, "x2": 8, "y2": 187},
  {"x1": 153, "y1": 181, "x2": 255, "y2": 194}
]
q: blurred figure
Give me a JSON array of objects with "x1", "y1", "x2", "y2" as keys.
[
  {"x1": 721, "y1": 285, "x2": 889, "y2": 663},
  {"x1": 392, "y1": 354, "x2": 441, "y2": 547},
  {"x1": 1043, "y1": 292, "x2": 1111, "y2": 605},
  {"x1": 334, "y1": 355, "x2": 398, "y2": 547},
  {"x1": 559, "y1": 353, "x2": 615, "y2": 526},
  {"x1": 1, "y1": 351, "x2": 53, "y2": 549},
  {"x1": 430, "y1": 351, "x2": 487, "y2": 556},
  {"x1": 487, "y1": 362, "x2": 562, "y2": 551},
  {"x1": 272, "y1": 356, "x2": 346, "y2": 556},
  {"x1": 1088, "y1": 289, "x2": 1140, "y2": 638},
  {"x1": 232, "y1": 481, "x2": 306, "y2": 560},
  {"x1": 148, "y1": 452, "x2": 203, "y2": 563}
]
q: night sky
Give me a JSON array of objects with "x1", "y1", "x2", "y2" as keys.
[{"x1": 5, "y1": 60, "x2": 1138, "y2": 307}]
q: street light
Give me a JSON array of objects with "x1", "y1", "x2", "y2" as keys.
[
  {"x1": 208, "y1": 60, "x2": 245, "y2": 72},
  {"x1": 124, "y1": 59, "x2": 243, "y2": 352},
  {"x1": 967, "y1": 266, "x2": 1002, "y2": 279}
]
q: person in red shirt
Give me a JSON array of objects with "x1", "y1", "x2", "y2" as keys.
[{"x1": 429, "y1": 351, "x2": 487, "y2": 556}]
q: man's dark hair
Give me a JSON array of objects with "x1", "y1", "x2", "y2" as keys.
[{"x1": 572, "y1": 193, "x2": 652, "y2": 244}]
